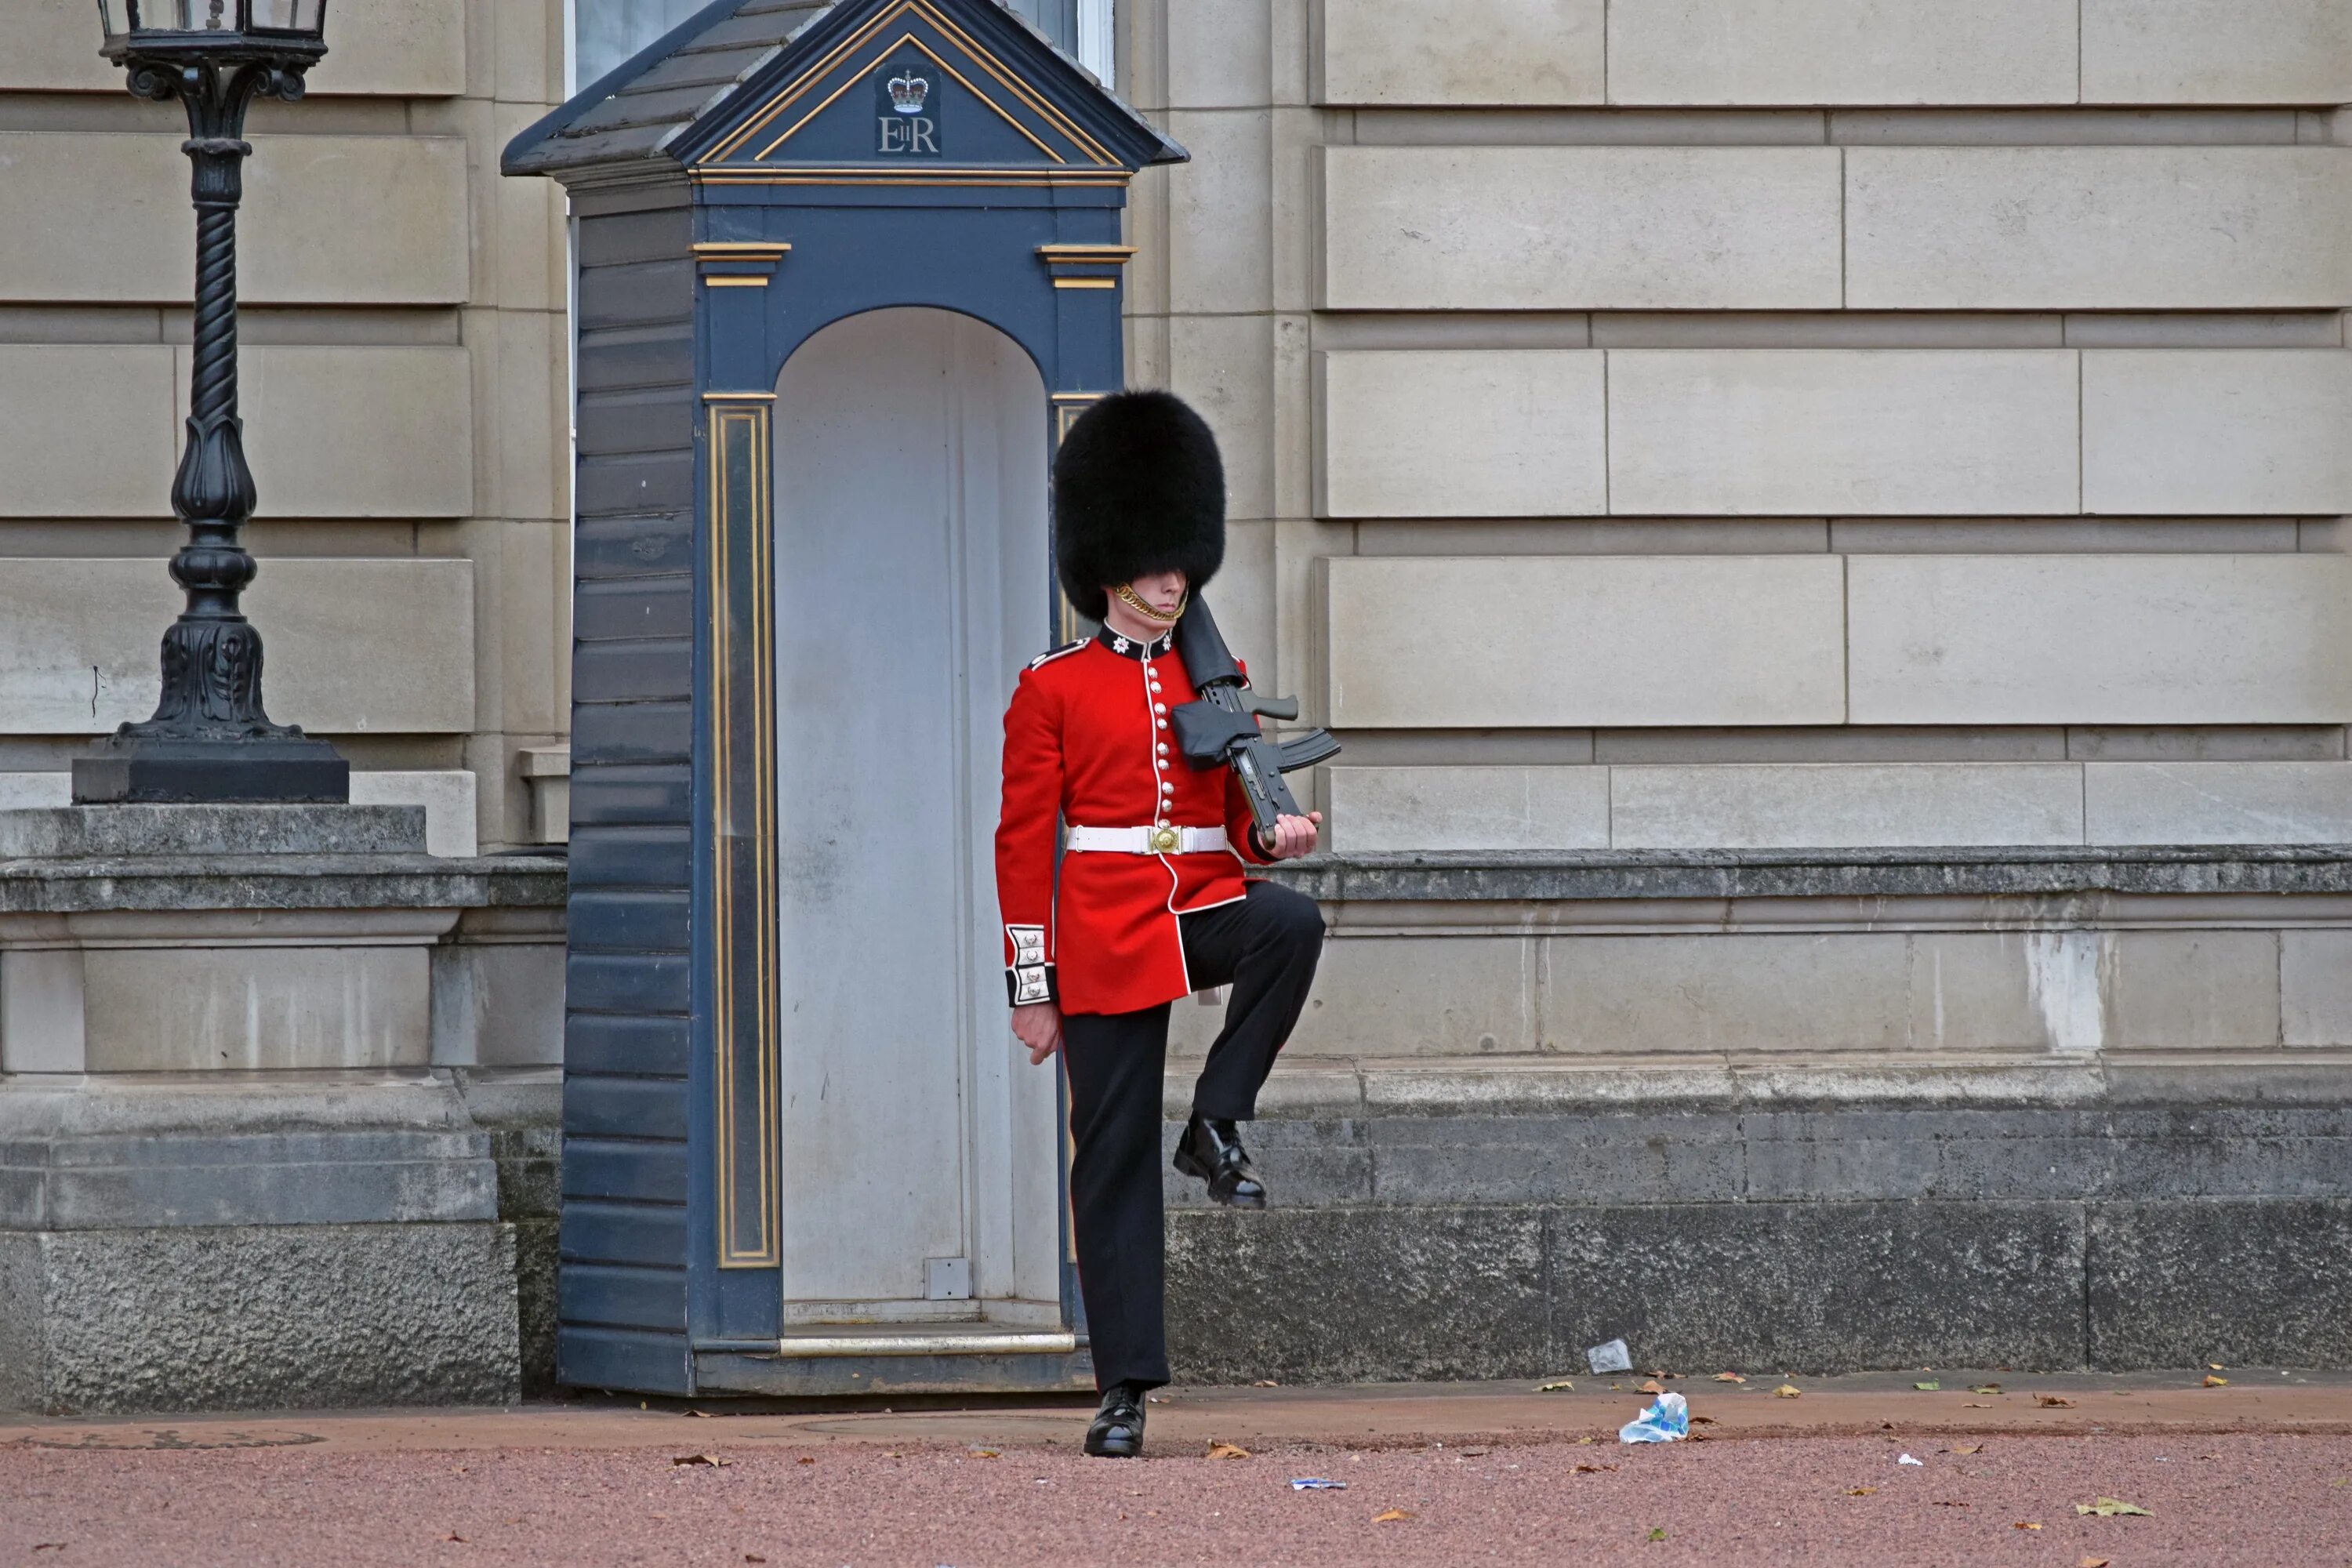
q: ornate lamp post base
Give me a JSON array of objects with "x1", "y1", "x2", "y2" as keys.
[
  {"x1": 74, "y1": 15, "x2": 350, "y2": 806},
  {"x1": 73, "y1": 738, "x2": 350, "y2": 805}
]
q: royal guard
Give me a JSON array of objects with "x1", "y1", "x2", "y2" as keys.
[{"x1": 996, "y1": 390, "x2": 1327, "y2": 1458}]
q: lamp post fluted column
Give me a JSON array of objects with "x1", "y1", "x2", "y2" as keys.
[{"x1": 74, "y1": 15, "x2": 348, "y2": 804}]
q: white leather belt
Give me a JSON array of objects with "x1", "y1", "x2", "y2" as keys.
[{"x1": 1065, "y1": 825, "x2": 1232, "y2": 855}]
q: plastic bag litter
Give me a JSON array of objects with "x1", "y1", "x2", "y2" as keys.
[
  {"x1": 1586, "y1": 1338, "x2": 1634, "y2": 1374},
  {"x1": 1290, "y1": 1477, "x2": 1348, "y2": 1490},
  {"x1": 1618, "y1": 1391, "x2": 1689, "y2": 1443}
]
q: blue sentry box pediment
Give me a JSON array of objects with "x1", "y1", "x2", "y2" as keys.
[
  {"x1": 503, "y1": 0, "x2": 1177, "y2": 1400},
  {"x1": 506, "y1": 0, "x2": 1180, "y2": 187}
]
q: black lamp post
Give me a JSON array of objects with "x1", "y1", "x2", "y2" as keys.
[{"x1": 74, "y1": 0, "x2": 349, "y2": 804}]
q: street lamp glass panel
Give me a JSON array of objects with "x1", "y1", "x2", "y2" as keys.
[
  {"x1": 103, "y1": 2, "x2": 328, "y2": 37},
  {"x1": 250, "y1": 0, "x2": 328, "y2": 36}
]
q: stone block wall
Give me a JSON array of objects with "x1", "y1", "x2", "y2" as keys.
[
  {"x1": 0, "y1": 2, "x2": 572, "y2": 852},
  {"x1": 1120, "y1": 0, "x2": 2352, "y2": 875}
]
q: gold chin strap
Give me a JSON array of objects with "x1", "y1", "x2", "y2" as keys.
[{"x1": 1112, "y1": 583, "x2": 1187, "y2": 624}]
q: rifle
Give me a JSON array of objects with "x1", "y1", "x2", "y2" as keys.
[{"x1": 1170, "y1": 596, "x2": 1342, "y2": 855}]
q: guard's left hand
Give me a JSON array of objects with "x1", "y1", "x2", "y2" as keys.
[{"x1": 1267, "y1": 811, "x2": 1321, "y2": 860}]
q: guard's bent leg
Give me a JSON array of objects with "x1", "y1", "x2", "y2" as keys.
[
  {"x1": 1060, "y1": 1003, "x2": 1174, "y2": 1392},
  {"x1": 1180, "y1": 880, "x2": 1327, "y2": 1121}
]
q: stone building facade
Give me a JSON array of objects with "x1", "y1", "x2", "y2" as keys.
[
  {"x1": 1124, "y1": 0, "x2": 2352, "y2": 1378},
  {"x1": 0, "y1": 2, "x2": 574, "y2": 855},
  {"x1": 2, "y1": 0, "x2": 2350, "y2": 1409}
]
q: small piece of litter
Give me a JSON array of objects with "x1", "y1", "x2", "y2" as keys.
[
  {"x1": 2209, "y1": 1363, "x2": 2225, "y2": 1370},
  {"x1": 2202, "y1": 1374, "x2": 2229, "y2": 1388},
  {"x1": 1970, "y1": 1384, "x2": 2002, "y2": 1394},
  {"x1": 969, "y1": 1449, "x2": 1000, "y2": 1460},
  {"x1": 1845, "y1": 1486, "x2": 1876, "y2": 1497},
  {"x1": 1962, "y1": 1403, "x2": 1993, "y2": 1409},
  {"x1": 1371, "y1": 1508, "x2": 1414, "y2": 1523},
  {"x1": 1207, "y1": 1443, "x2": 1250, "y2": 1460},
  {"x1": 2037, "y1": 1395, "x2": 2076, "y2": 1408},
  {"x1": 1773, "y1": 1384, "x2": 1802, "y2": 1399},
  {"x1": 2075, "y1": 1497, "x2": 2151, "y2": 1517},
  {"x1": 1587, "y1": 1338, "x2": 1634, "y2": 1375},
  {"x1": 672, "y1": 1454, "x2": 731, "y2": 1468},
  {"x1": 1620, "y1": 1392, "x2": 1689, "y2": 1444},
  {"x1": 1950, "y1": 1445, "x2": 1982, "y2": 1455},
  {"x1": 1713, "y1": 1372, "x2": 1745, "y2": 1383},
  {"x1": 1290, "y1": 1478, "x2": 1347, "y2": 1490},
  {"x1": 1898, "y1": 1454, "x2": 1924, "y2": 1466},
  {"x1": 1913, "y1": 1381, "x2": 1940, "y2": 1391},
  {"x1": 1536, "y1": 1379, "x2": 1577, "y2": 1392},
  {"x1": 1252, "y1": 1380, "x2": 1279, "y2": 1388},
  {"x1": 2015, "y1": 1521, "x2": 2043, "y2": 1530}
]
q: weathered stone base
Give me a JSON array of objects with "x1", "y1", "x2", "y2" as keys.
[
  {"x1": 1161, "y1": 1094, "x2": 2352, "y2": 1383},
  {"x1": 1168, "y1": 1197, "x2": 2352, "y2": 1383},
  {"x1": 0, "y1": 1222, "x2": 521, "y2": 1414}
]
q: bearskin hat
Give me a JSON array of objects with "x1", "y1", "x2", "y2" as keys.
[{"x1": 1052, "y1": 389, "x2": 1225, "y2": 623}]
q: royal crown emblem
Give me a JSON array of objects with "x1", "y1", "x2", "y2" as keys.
[{"x1": 887, "y1": 71, "x2": 930, "y2": 114}]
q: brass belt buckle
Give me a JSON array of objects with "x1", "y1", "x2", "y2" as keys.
[{"x1": 1149, "y1": 826, "x2": 1180, "y2": 852}]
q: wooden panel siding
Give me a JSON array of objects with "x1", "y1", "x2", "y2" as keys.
[{"x1": 558, "y1": 199, "x2": 700, "y2": 1390}]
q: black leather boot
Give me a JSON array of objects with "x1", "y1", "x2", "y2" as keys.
[
  {"x1": 1173, "y1": 1113, "x2": 1267, "y2": 1209},
  {"x1": 1085, "y1": 1381, "x2": 1146, "y2": 1458}
]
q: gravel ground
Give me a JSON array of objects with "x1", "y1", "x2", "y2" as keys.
[{"x1": 5, "y1": 1429, "x2": 2349, "y2": 1566}]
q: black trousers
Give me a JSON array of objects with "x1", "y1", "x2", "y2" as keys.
[{"x1": 1059, "y1": 880, "x2": 1326, "y2": 1392}]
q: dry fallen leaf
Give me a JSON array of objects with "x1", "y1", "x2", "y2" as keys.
[
  {"x1": 2014, "y1": 1521, "x2": 2043, "y2": 1531},
  {"x1": 2076, "y1": 1497, "x2": 2151, "y2": 1517},
  {"x1": 1714, "y1": 1372, "x2": 1745, "y2": 1383},
  {"x1": 1933, "y1": 1500, "x2": 1969, "y2": 1508},
  {"x1": 1690, "y1": 1414, "x2": 1718, "y2": 1425},
  {"x1": 1846, "y1": 1486, "x2": 1876, "y2": 1497},
  {"x1": 1638, "y1": 1379, "x2": 1664, "y2": 1395},
  {"x1": 1962, "y1": 1403, "x2": 1993, "y2": 1409},
  {"x1": 1773, "y1": 1384, "x2": 1803, "y2": 1399},
  {"x1": 744, "y1": 1557, "x2": 767, "y2": 1565},
  {"x1": 1950, "y1": 1444, "x2": 1982, "y2": 1455},
  {"x1": 2079, "y1": 1558, "x2": 2111, "y2": 1568},
  {"x1": 671, "y1": 1454, "x2": 731, "y2": 1468},
  {"x1": 2209, "y1": 1363, "x2": 2225, "y2": 1371},
  {"x1": 1573, "y1": 1462, "x2": 1619, "y2": 1474},
  {"x1": 1206, "y1": 1442, "x2": 1250, "y2": 1461},
  {"x1": 2037, "y1": 1395, "x2": 2075, "y2": 1409},
  {"x1": 1537, "y1": 1378, "x2": 1577, "y2": 1392},
  {"x1": 1372, "y1": 1508, "x2": 1414, "y2": 1523},
  {"x1": 2202, "y1": 1374, "x2": 2229, "y2": 1388},
  {"x1": 970, "y1": 1449, "x2": 1000, "y2": 1460},
  {"x1": 1252, "y1": 1379, "x2": 1280, "y2": 1388},
  {"x1": 796, "y1": 1457, "x2": 815, "y2": 1466}
]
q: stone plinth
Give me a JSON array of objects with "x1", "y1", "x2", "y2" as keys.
[{"x1": 0, "y1": 804, "x2": 565, "y2": 1414}]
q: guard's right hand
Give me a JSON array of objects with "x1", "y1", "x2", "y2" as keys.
[{"x1": 1011, "y1": 1001, "x2": 1063, "y2": 1065}]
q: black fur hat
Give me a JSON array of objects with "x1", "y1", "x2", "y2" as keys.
[{"x1": 1052, "y1": 389, "x2": 1225, "y2": 622}]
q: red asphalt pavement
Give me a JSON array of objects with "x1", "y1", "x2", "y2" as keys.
[{"x1": 4, "y1": 1373, "x2": 2349, "y2": 1566}]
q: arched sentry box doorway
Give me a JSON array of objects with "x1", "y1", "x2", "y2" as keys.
[{"x1": 504, "y1": 0, "x2": 1184, "y2": 1399}]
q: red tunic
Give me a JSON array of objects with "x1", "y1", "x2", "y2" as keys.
[{"x1": 996, "y1": 625, "x2": 1273, "y2": 1015}]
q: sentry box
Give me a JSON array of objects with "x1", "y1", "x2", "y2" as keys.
[{"x1": 503, "y1": 0, "x2": 1182, "y2": 1398}]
